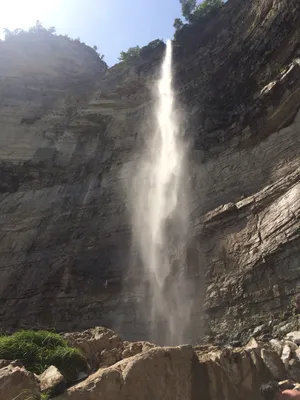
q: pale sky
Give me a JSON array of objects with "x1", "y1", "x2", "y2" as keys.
[{"x1": 0, "y1": 0, "x2": 183, "y2": 66}]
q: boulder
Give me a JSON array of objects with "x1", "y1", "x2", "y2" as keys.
[
  {"x1": 122, "y1": 341, "x2": 156, "y2": 359},
  {"x1": 0, "y1": 363, "x2": 40, "y2": 400},
  {"x1": 64, "y1": 327, "x2": 157, "y2": 371},
  {"x1": 39, "y1": 365, "x2": 66, "y2": 396},
  {"x1": 55, "y1": 345, "x2": 195, "y2": 400},
  {"x1": 99, "y1": 348, "x2": 121, "y2": 368},
  {"x1": 286, "y1": 332, "x2": 300, "y2": 345},
  {"x1": 261, "y1": 348, "x2": 286, "y2": 380},
  {"x1": 64, "y1": 327, "x2": 123, "y2": 370}
]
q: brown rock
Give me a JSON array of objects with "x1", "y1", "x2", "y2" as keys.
[
  {"x1": 39, "y1": 365, "x2": 66, "y2": 396},
  {"x1": 64, "y1": 327, "x2": 123, "y2": 370},
  {"x1": 0, "y1": 363, "x2": 40, "y2": 400},
  {"x1": 122, "y1": 341, "x2": 156, "y2": 359},
  {"x1": 55, "y1": 345, "x2": 195, "y2": 400}
]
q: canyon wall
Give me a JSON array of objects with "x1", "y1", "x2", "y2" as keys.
[{"x1": 1, "y1": 0, "x2": 300, "y2": 343}]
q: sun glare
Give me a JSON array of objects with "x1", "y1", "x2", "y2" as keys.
[{"x1": 0, "y1": 0, "x2": 62, "y2": 34}]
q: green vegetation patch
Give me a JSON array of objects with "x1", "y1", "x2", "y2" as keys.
[{"x1": 0, "y1": 330, "x2": 86, "y2": 382}]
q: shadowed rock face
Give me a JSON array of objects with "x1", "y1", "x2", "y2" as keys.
[{"x1": 1, "y1": 0, "x2": 300, "y2": 343}]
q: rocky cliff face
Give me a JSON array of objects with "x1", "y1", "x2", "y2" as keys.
[{"x1": 1, "y1": 0, "x2": 300, "y2": 344}]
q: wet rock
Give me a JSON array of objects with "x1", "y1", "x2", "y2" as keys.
[{"x1": 39, "y1": 365, "x2": 66, "y2": 396}]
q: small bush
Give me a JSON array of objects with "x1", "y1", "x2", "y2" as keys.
[
  {"x1": 191, "y1": 0, "x2": 224, "y2": 22},
  {"x1": 118, "y1": 46, "x2": 141, "y2": 63},
  {"x1": 0, "y1": 330, "x2": 86, "y2": 382}
]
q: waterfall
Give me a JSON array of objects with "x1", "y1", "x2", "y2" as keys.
[{"x1": 128, "y1": 39, "x2": 191, "y2": 345}]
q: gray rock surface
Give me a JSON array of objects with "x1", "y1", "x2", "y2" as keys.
[
  {"x1": 261, "y1": 348, "x2": 286, "y2": 380},
  {"x1": 0, "y1": 0, "x2": 300, "y2": 344}
]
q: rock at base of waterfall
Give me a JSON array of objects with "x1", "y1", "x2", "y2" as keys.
[
  {"x1": 261, "y1": 348, "x2": 286, "y2": 380},
  {"x1": 64, "y1": 326, "x2": 123, "y2": 370},
  {"x1": 122, "y1": 341, "x2": 156, "y2": 359},
  {"x1": 55, "y1": 346, "x2": 195, "y2": 400},
  {"x1": 39, "y1": 365, "x2": 66, "y2": 396},
  {"x1": 0, "y1": 363, "x2": 40, "y2": 400}
]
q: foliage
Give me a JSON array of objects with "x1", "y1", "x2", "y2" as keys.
[
  {"x1": 13, "y1": 390, "x2": 50, "y2": 400},
  {"x1": 2, "y1": 21, "x2": 105, "y2": 62},
  {"x1": 192, "y1": 0, "x2": 224, "y2": 22},
  {"x1": 0, "y1": 330, "x2": 86, "y2": 382},
  {"x1": 180, "y1": 0, "x2": 197, "y2": 22},
  {"x1": 140, "y1": 39, "x2": 164, "y2": 60},
  {"x1": 174, "y1": 0, "x2": 224, "y2": 36},
  {"x1": 118, "y1": 39, "x2": 164, "y2": 66},
  {"x1": 118, "y1": 46, "x2": 141, "y2": 63},
  {"x1": 173, "y1": 18, "x2": 184, "y2": 30},
  {"x1": 177, "y1": 0, "x2": 224, "y2": 23}
]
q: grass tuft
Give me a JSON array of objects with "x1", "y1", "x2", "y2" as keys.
[{"x1": 0, "y1": 330, "x2": 86, "y2": 382}]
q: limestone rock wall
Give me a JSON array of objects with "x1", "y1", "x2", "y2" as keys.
[{"x1": 1, "y1": 0, "x2": 300, "y2": 343}]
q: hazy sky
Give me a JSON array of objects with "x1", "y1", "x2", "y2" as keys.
[{"x1": 0, "y1": 0, "x2": 183, "y2": 66}]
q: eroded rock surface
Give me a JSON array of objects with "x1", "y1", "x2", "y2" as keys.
[
  {"x1": 1, "y1": 0, "x2": 300, "y2": 343},
  {"x1": 64, "y1": 326, "x2": 155, "y2": 371},
  {"x1": 0, "y1": 363, "x2": 40, "y2": 400},
  {"x1": 39, "y1": 365, "x2": 66, "y2": 396}
]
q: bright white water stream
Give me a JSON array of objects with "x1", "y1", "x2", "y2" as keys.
[{"x1": 130, "y1": 39, "x2": 191, "y2": 344}]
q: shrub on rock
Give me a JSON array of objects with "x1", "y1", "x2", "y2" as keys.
[{"x1": 0, "y1": 330, "x2": 87, "y2": 383}]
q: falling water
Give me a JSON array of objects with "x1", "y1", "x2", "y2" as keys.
[{"x1": 128, "y1": 39, "x2": 191, "y2": 345}]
